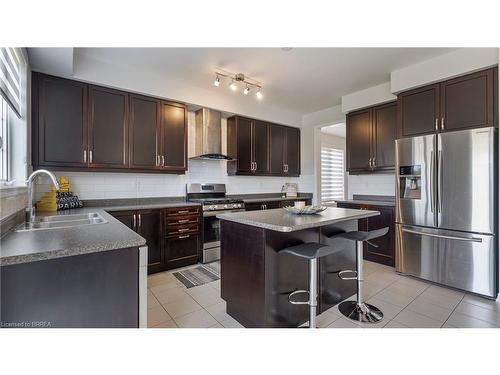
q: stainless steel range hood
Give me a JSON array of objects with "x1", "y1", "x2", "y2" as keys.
[{"x1": 191, "y1": 108, "x2": 232, "y2": 160}]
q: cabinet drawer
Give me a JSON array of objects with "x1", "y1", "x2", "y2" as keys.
[
  {"x1": 166, "y1": 223, "x2": 199, "y2": 237},
  {"x1": 166, "y1": 215, "x2": 199, "y2": 226},
  {"x1": 164, "y1": 234, "x2": 199, "y2": 262},
  {"x1": 165, "y1": 206, "x2": 200, "y2": 217}
]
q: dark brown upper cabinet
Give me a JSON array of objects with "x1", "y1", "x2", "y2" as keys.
[
  {"x1": 269, "y1": 124, "x2": 285, "y2": 175},
  {"x1": 346, "y1": 108, "x2": 372, "y2": 172},
  {"x1": 33, "y1": 73, "x2": 88, "y2": 168},
  {"x1": 88, "y1": 86, "x2": 128, "y2": 169},
  {"x1": 346, "y1": 101, "x2": 396, "y2": 173},
  {"x1": 160, "y1": 102, "x2": 187, "y2": 171},
  {"x1": 129, "y1": 94, "x2": 161, "y2": 170},
  {"x1": 397, "y1": 67, "x2": 498, "y2": 137},
  {"x1": 284, "y1": 126, "x2": 300, "y2": 176},
  {"x1": 32, "y1": 73, "x2": 188, "y2": 174},
  {"x1": 227, "y1": 116, "x2": 299, "y2": 177},
  {"x1": 440, "y1": 68, "x2": 497, "y2": 132},
  {"x1": 397, "y1": 84, "x2": 439, "y2": 137},
  {"x1": 373, "y1": 102, "x2": 397, "y2": 169}
]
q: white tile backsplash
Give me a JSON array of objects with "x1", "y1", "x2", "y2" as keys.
[
  {"x1": 348, "y1": 173, "x2": 395, "y2": 198},
  {"x1": 36, "y1": 159, "x2": 314, "y2": 200}
]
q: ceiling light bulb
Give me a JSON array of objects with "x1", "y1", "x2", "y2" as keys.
[
  {"x1": 214, "y1": 75, "x2": 220, "y2": 87},
  {"x1": 229, "y1": 80, "x2": 237, "y2": 91},
  {"x1": 255, "y1": 89, "x2": 263, "y2": 100},
  {"x1": 243, "y1": 86, "x2": 250, "y2": 95}
]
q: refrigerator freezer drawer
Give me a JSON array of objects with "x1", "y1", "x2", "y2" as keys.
[{"x1": 396, "y1": 224, "x2": 497, "y2": 298}]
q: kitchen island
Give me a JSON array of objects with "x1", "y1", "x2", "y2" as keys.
[{"x1": 217, "y1": 207, "x2": 379, "y2": 328}]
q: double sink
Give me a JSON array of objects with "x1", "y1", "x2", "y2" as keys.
[{"x1": 16, "y1": 212, "x2": 108, "y2": 232}]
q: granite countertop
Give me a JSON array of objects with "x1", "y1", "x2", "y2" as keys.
[
  {"x1": 217, "y1": 207, "x2": 379, "y2": 232},
  {"x1": 83, "y1": 197, "x2": 201, "y2": 211},
  {"x1": 0, "y1": 207, "x2": 147, "y2": 267}
]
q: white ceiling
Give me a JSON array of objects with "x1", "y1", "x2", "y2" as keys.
[
  {"x1": 74, "y1": 48, "x2": 456, "y2": 114},
  {"x1": 321, "y1": 123, "x2": 346, "y2": 138}
]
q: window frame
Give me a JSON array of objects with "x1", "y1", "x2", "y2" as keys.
[{"x1": 0, "y1": 96, "x2": 9, "y2": 181}]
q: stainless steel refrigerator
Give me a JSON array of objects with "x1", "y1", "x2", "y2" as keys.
[{"x1": 395, "y1": 127, "x2": 497, "y2": 298}]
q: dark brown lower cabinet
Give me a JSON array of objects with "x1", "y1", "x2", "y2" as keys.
[
  {"x1": 336, "y1": 202, "x2": 395, "y2": 266},
  {"x1": 110, "y1": 206, "x2": 200, "y2": 274},
  {"x1": 244, "y1": 199, "x2": 312, "y2": 211}
]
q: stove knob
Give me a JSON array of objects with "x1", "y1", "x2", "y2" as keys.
[
  {"x1": 224, "y1": 204, "x2": 229, "y2": 209},
  {"x1": 209, "y1": 205, "x2": 214, "y2": 210}
]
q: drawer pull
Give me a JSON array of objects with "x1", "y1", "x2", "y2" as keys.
[
  {"x1": 178, "y1": 219, "x2": 190, "y2": 223},
  {"x1": 178, "y1": 228, "x2": 190, "y2": 232},
  {"x1": 178, "y1": 234, "x2": 190, "y2": 239},
  {"x1": 177, "y1": 210, "x2": 189, "y2": 214}
]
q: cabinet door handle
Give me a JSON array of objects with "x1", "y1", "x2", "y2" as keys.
[
  {"x1": 83, "y1": 150, "x2": 87, "y2": 163},
  {"x1": 441, "y1": 117, "x2": 445, "y2": 130},
  {"x1": 89, "y1": 150, "x2": 93, "y2": 164},
  {"x1": 156, "y1": 155, "x2": 159, "y2": 166},
  {"x1": 435, "y1": 118, "x2": 438, "y2": 131},
  {"x1": 178, "y1": 234, "x2": 190, "y2": 239},
  {"x1": 138, "y1": 213, "x2": 142, "y2": 228},
  {"x1": 368, "y1": 157, "x2": 372, "y2": 168},
  {"x1": 372, "y1": 157, "x2": 376, "y2": 168},
  {"x1": 132, "y1": 214, "x2": 137, "y2": 230},
  {"x1": 162, "y1": 155, "x2": 165, "y2": 167},
  {"x1": 254, "y1": 161, "x2": 257, "y2": 171}
]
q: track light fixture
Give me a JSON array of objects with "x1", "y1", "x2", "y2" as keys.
[{"x1": 213, "y1": 69, "x2": 263, "y2": 100}]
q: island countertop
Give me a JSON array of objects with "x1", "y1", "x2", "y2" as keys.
[{"x1": 216, "y1": 207, "x2": 380, "y2": 232}]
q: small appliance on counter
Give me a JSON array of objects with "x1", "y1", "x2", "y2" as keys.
[{"x1": 281, "y1": 183, "x2": 298, "y2": 198}]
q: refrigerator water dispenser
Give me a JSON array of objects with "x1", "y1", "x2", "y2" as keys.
[{"x1": 399, "y1": 165, "x2": 421, "y2": 199}]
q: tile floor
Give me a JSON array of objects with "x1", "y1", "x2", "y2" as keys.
[{"x1": 147, "y1": 260, "x2": 500, "y2": 328}]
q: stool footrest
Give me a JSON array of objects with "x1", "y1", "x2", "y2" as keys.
[
  {"x1": 288, "y1": 290, "x2": 310, "y2": 305},
  {"x1": 338, "y1": 270, "x2": 358, "y2": 281}
]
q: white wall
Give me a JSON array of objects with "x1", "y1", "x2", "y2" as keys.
[
  {"x1": 391, "y1": 48, "x2": 499, "y2": 93},
  {"x1": 341, "y1": 82, "x2": 396, "y2": 113}
]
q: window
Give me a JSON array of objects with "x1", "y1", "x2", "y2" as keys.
[
  {"x1": 0, "y1": 96, "x2": 8, "y2": 180},
  {"x1": 321, "y1": 143, "x2": 344, "y2": 204},
  {"x1": 0, "y1": 47, "x2": 24, "y2": 117}
]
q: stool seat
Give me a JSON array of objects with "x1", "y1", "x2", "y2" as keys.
[
  {"x1": 331, "y1": 227, "x2": 389, "y2": 242},
  {"x1": 279, "y1": 242, "x2": 343, "y2": 259}
]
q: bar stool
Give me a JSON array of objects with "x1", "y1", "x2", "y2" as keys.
[
  {"x1": 279, "y1": 243, "x2": 344, "y2": 328},
  {"x1": 330, "y1": 227, "x2": 389, "y2": 323}
]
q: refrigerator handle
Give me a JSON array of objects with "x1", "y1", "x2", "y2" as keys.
[
  {"x1": 401, "y1": 228, "x2": 482, "y2": 243},
  {"x1": 430, "y1": 150, "x2": 434, "y2": 213},
  {"x1": 438, "y1": 150, "x2": 443, "y2": 213}
]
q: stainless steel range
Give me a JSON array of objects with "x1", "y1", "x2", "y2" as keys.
[{"x1": 186, "y1": 183, "x2": 245, "y2": 263}]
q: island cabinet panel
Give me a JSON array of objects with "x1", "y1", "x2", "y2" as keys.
[
  {"x1": 220, "y1": 219, "x2": 357, "y2": 328},
  {"x1": 336, "y1": 202, "x2": 395, "y2": 266},
  {"x1": 88, "y1": 85, "x2": 128, "y2": 169},
  {"x1": 33, "y1": 73, "x2": 88, "y2": 168},
  {"x1": 129, "y1": 94, "x2": 161, "y2": 170},
  {"x1": 1, "y1": 247, "x2": 139, "y2": 327},
  {"x1": 397, "y1": 67, "x2": 498, "y2": 138},
  {"x1": 160, "y1": 102, "x2": 187, "y2": 171},
  {"x1": 346, "y1": 101, "x2": 396, "y2": 173}
]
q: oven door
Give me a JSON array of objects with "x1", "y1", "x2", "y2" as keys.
[{"x1": 202, "y1": 209, "x2": 245, "y2": 263}]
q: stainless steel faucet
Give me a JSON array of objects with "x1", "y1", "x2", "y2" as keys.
[{"x1": 26, "y1": 169, "x2": 60, "y2": 223}]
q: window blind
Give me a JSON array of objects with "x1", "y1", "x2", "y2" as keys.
[
  {"x1": 321, "y1": 144, "x2": 344, "y2": 204},
  {"x1": 0, "y1": 47, "x2": 25, "y2": 117}
]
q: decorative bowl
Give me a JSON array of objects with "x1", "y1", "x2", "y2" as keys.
[{"x1": 283, "y1": 205, "x2": 327, "y2": 215}]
